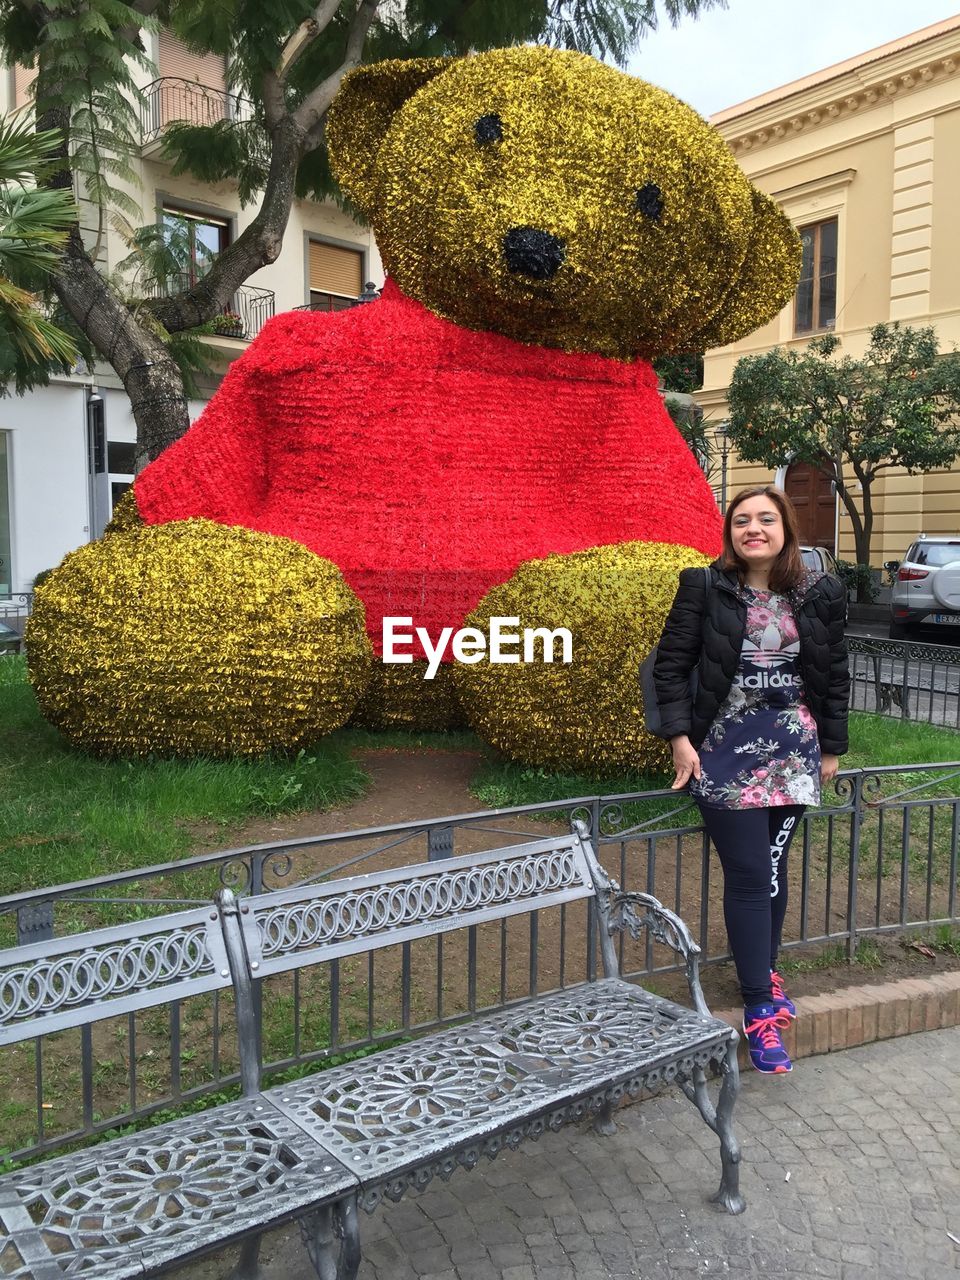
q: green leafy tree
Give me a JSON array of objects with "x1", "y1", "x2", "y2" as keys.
[
  {"x1": 0, "y1": 111, "x2": 79, "y2": 393},
  {"x1": 654, "y1": 350, "x2": 703, "y2": 394},
  {"x1": 727, "y1": 324, "x2": 960, "y2": 581},
  {"x1": 1, "y1": 0, "x2": 724, "y2": 464}
]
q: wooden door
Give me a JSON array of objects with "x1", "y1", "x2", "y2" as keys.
[{"x1": 785, "y1": 461, "x2": 835, "y2": 550}]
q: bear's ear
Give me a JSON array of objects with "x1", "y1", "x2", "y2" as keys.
[
  {"x1": 689, "y1": 190, "x2": 801, "y2": 350},
  {"x1": 326, "y1": 58, "x2": 453, "y2": 216}
]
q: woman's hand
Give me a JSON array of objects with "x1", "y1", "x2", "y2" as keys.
[
  {"x1": 670, "y1": 735, "x2": 701, "y2": 790},
  {"x1": 821, "y1": 753, "x2": 839, "y2": 784}
]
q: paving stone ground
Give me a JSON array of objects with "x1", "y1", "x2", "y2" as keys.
[{"x1": 183, "y1": 1027, "x2": 960, "y2": 1280}]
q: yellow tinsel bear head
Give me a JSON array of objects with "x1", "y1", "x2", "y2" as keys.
[{"x1": 326, "y1": 46, "x2": 800, "y2": 361}]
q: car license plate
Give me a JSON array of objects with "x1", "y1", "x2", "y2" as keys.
[{"x1": 932, "y1": 613, "x2": 960, "y2": 624}]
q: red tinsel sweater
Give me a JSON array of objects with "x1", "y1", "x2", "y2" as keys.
[{"x1": 135, "y1": 279, "x2": 722, "y2": 657}]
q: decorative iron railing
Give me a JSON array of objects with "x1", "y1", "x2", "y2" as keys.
[
  {"x1": 0, "y1": 593, "x2": 31, "y2": 652},
  {"x1": 140, "y1": 76, "x2": 256, "y2": 146},
  {"x1": 848, "y1": 635, "x2": 960, "y2": 729},
  {"x1": 1, "y1": 761, "x2": 957, "y2": 1162},
  {"x1": 141, "y1": 273, "x2": 275, "y2": 341},
  {"x1": 224, "y1": 283, "x2": 275, "y2": 340},
  {"x1": 293, "y1": 284, "x2": 382, "y2": 313}
]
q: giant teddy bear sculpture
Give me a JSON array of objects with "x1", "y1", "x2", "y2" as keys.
[{"x1": 28, "y1": 47, "x2": 800, "y2": 770}]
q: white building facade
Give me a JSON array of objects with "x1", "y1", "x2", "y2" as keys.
[{"x1": 1, "y1": 33, "x2": 385, "y2": 595}]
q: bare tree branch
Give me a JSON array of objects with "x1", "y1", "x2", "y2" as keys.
[
  {"x1": 311, "y1": 0, "x2": 346, "y2": 38},
  {"x1": 293, "y1": 0, "x2": 379, "y2": 137},
  {"x1": 278, "y1": 0, "x2": 344, "y2": 84},
  {"x1": 278, "y1": 17, "x2": 319, "y2": 80}
]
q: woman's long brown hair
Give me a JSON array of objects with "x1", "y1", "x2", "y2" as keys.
[{"x1": 721, "y1": 485, "x2": 804, "y2": 593}]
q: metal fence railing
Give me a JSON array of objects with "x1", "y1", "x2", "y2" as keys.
[
  {"x1": 848, "y1": 635, "x2": 960, "y2": 728},
  {"x1": 1, "y1": 761, "x2": 957, "y2": 1164},
  {"x1": 0, "y1": 593, "x2": 31, "y2": 653},
  {"x1": 139, "y1": 273, "x2": 276, "y2": 342},
  {"x1": 225, "y1": 284, "x2": 275, "y2": 341},
  {"x1": 140, "y1": 77, "x2": 256, "y2": 146}
]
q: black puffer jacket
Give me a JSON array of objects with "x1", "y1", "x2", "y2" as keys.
[{"x1": 652, "y1": 563, "x2": 850, "y2": 754}]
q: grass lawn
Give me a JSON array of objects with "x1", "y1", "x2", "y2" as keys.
[{"x1": 0, "y1": 656, "x2": 370, "y2": 896}]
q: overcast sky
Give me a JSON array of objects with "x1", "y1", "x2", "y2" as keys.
[{"x1": 627, "y1": 1, "x2": 960, "y2": 117}]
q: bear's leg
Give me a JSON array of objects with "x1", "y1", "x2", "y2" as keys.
[
  {"x1": 27, "y1": 520, "x2": 373, "y2": 757},
  {"x1": 453, "y1": 541, "x2": 711, "y2": 774},
  {"x1": 350, "y1": 661, "x2": 466, "y2": 732}
]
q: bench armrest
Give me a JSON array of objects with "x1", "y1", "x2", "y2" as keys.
[{"x1": 606, "y1": 891, "x2": 711, "y2": 1020}]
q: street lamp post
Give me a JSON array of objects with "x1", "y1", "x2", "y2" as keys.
[{"x1": 717, "y1": 420, "x2": 731, "y2": 511}]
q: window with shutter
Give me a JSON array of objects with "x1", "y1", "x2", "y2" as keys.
[
  {"x1": 308, "y1": 241, "x2": 363, "y2": 311},
  {"x1": 157, "y1": 30, "x2": 228, "y2": 129},
  {"x1": 158, "y1": 30, "x2": 226, "y2": 89},
  {"x1": 12, "y1": 64, "x2": 35, "y2": 109}
]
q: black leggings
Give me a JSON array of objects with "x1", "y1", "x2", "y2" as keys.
[{"x1": 697, "y1": 804, "x2": 805, "y2": 1007}]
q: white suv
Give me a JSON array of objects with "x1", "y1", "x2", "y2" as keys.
[{"x1": 889, "y1": 535, "x2": 960, "y2": 639}]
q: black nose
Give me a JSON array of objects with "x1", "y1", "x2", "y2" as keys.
[{"x1": 502, "y1": 226, "x2": 565, "y2": 279}]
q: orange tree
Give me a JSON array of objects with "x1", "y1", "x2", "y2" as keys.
[{"x1": 727, "y1": 323, "x2": 960, "y2": 580}]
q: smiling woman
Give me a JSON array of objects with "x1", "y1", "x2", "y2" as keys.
[{"x1": 652, "y1": 484, "x2": 850, "y2": 1074}]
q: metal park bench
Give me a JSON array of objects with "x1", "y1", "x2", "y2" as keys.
[{"x1": 0, "y1": 821, "x2": 744, "y2": 1280}]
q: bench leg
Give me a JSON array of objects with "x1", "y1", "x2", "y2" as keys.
[
  {"x1": 593, "y1": 1099, "x2": 617, "y2": 1136},
  {"x1": 301, "y1": 1193, "x2": 361, "y2": 1280},
  {"x1": 709, "y1": 1038, "x2": 745, "y2": 1214},
  {"x1": 678, "y1": 1036, "x2": 745, "y2": 1215},
  {"x1": 227, "y1": 1233, "x2": 265, "y2": 1280}
]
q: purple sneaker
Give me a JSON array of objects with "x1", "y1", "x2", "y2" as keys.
[{"x1": 743, "y1": 1003, "x2": 792, "y2": 1074}]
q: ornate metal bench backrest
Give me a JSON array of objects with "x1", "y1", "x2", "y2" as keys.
[
  {"x1": 0, "y1": 904, "x2": 232, "y2": 1048},
  {"x1": 221, "y1": 828, "x2": 600, "y2": 982},
  {"x1": 215, "y1": 825, "x2": 606, "y2": 1093}
]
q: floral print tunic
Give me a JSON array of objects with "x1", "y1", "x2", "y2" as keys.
[{"x1": 690, "y1": 587, "x2": 821, "y2": 810}]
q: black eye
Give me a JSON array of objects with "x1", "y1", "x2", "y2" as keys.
[
  {"x1": 635, "y1": 182, "x2": 664, "y2": 222},
  {"x1": 475, "y1": 113, "x2": 503, "y2": 145}
]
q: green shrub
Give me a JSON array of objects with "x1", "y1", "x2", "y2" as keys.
[{"x1": 834, "y1": 559, "x2": 878, "y2": 604}]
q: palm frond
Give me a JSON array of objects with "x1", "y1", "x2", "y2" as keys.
[{"x1": 0, "y1": 114, "x2": 65, "y2": 185}]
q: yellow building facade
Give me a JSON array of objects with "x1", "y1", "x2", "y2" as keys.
[{"x1": 702, "y1": 15, "x2": 960, "y2": 566}]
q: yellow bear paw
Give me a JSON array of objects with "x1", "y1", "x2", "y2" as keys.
[
  {"x1": 26, "y1": 520, "x2": 373, "y2": 757},
  {"x1": 453, "y1": 541, "x2": 711, "y2": 774}
]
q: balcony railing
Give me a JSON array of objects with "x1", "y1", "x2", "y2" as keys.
[
  {"x1": 293, "y1": 283, "x2": 383, "y2": 313},
  {"x1": 142, "y1": 274, "x2": 275, "y2": 342},
  {"x1": 0, "y1": 593, "x2": 32, "y2": 654},
  {"x1": 220, "y1": 284, "x2": 275, "y2": 341},
  {"x1": 141, "y1": 77, "x2": 256, "y2": 147}
]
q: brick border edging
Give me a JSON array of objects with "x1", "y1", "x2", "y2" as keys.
[{"x1": 716, "y1": 969, "x2": 960, "y2": 1064}]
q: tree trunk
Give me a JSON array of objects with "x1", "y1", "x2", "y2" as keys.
[
  {"x1": 34, "y1": 53, "x2": 191, "y2": 464},
  {"x1": 53, "y1": 231, "x2": 190, "y2": 464},
  {"x1": 833, "y1": 477, "x2": 875, "y2": 601},
  {"x1": 834, "y1": 480, "x2": 865, "y2": 559},
  {"x1": 858, "y1": 478, "x2": 874, "y2": 571}
]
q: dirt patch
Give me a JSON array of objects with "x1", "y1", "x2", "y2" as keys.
[
  {"x1": 190, "y1": 748, "x2": 490, "y2": 851},
  {"x1": 662, "y1": 935, "x2": 960, "y2": 1014}
]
